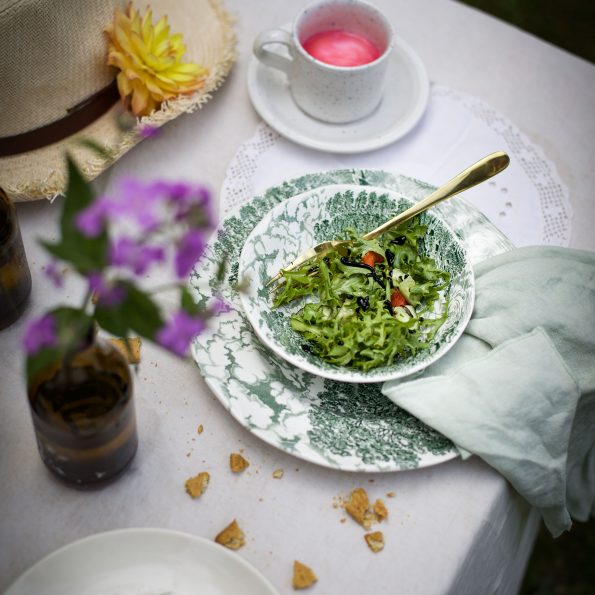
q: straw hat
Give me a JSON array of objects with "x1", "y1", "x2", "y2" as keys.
[{"x1": 0, "y1": 0, "x2": 236, "y2": 202}]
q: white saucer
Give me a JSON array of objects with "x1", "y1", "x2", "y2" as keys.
[
  {"x1": 247, "y1": 34, "x2": 429, "y2": 153},
  {"x1": 5, "y1": 528, "x2": 279, "y2": 595}
]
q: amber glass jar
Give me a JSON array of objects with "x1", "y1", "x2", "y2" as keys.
[
  {"x1": 0, "y1": 188, "x2": 32, "y2": 329},
  {"x1": 27, "y1": 337, "x2": 138, "y2": 486}
]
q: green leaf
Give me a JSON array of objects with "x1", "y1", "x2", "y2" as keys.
[
  {"x1": 115, "y1": 111, "x2": 137, "y2": 133},
  {"x1": 215, "y1": 259, "x2": 227, "y2": 285},
  {"x1": 25, "y1": 307, "x2": 94, "y2": 383},
  {"x1": 42, "y1": 237, "x2": 108, "y2": 274},
  {"x1": 42, "y1": 156, "x2": 109, "y2": 274},
  {"x1": 77, "y1": 138, "x2": 114, "y2": 162},
  {"x1": 94, "y1": 300, "x2": 131, "y2": 337},
  {"x1": 122, "y1": 284, "x2": 164, "y2": 340},
  {"x1": 272, "y1": 267, "x2": 321, "y2": 308},
  {"x1": 52, "y1": 307, "x2": 94, "y2": 347},
  {"x1": 61, "y1": 155, "x2": 96, "y2": 236},
  {"x1": 26, "y1": 346, "x2": 62, "y2": 386},
  {"x1": 180, "y1": 286, "x2": 201, "y2": 315},
  {"x1": 95, "y1": 282, "x2": 164, "y2": 341}
]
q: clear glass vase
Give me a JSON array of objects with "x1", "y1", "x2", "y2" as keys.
[
  {"x1": 27, "y1": 337, "x2": 138, "y2": 486},
  {"x1": 0, "y1": 188, "x2": 32, "y2": 330}
]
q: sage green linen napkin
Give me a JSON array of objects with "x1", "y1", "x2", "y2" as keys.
[{"x1": 382, "y1": 246, "x2": 595, "y2": 537}]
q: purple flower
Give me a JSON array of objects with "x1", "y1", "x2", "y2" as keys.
[
  {"x1": 82, "y1": 178, "x2": 164, "y2": 235},
  {"x1": 43, "y1": 262, "x2": 64, "y2": 288},
  {"x1": 211, "y1": 296, "x2": 232, "y2": 315},
  {"x1": 110, "y1": 178, "x2": 163, "y2": 232},
  {"x1": 148, "y1": 181, "x2": 202, "y2": 203},
  {"x1": 87, "y1": 273, "x2": 127, "y2": 307},
  {"x1": 177, "y1": 187, "x2": 213, "y2": 227},
  {"x1": 149, "y1": 181, "x2": 214, "y2": 224},
  {"x1": 138, "y1": 124, "x2": 160, "y2": 138},
  {"x1": 78, "y1": 178, "x2": 214, "y2": 240},
  {"x1": 175, "y1": 229, "x2": 206, "y2": 278},
  {"x1": 109, "y1": 237, "x2": 165, "y2": 276},
  {"x1": 75, "y1": 197, "x2": 111, "y2": 237},
  {"x1": 156, "y1": 310, "x2": 206, "y2": 356},
  {"x1": 23, "y1": 314, "x2": 57, "y2": 355}
]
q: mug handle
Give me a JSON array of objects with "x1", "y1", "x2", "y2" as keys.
[{"x1": 253, "y1": 29, "x2": 294, "y2": 74}]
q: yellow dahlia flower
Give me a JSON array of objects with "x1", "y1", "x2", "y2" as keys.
[{"x1": 106, "y1": 4, "x2": 208, "y2": 117}]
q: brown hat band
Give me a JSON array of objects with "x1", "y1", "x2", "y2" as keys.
[{"x1": 0, "y1": 81, "x2": 120, "y2": 158}]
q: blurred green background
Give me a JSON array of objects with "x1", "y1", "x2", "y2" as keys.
[
  {"x1": 458, "y1": 0, "x2": 595, "y2": 64},
  {"x1": 454, "y1": 6, "x2": 595, "y2": 594},
  {"x1": 521, "y1": 519, "x2": 595, "y2": 595}
]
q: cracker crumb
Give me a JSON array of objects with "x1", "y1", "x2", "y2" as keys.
[
  {"x1": 272, "y1": 468, "x2": 284, "y2": 479},
  {"x1": 373, "y1": 498, "x2": 388, "y2": 521},
  {"x1": 340, "y1": 518, "x2": 346, "y2": 524},
  {"x1": 292, "y1": 560, "x2": 317, "y2": 590},
  {"x1": 331, "y1": 494, "x2": 345, "y2": 510},
  {"x1": 364, "y1": 531, "x2": 385, "y2": 553},
  {"x1": 230, "y1": 453, "x2": 250, "y2": 473},
  {"x1": 215, "y1": 520, "x2": 245, "y2": 550},
  {"x1": 386, "y1": 491, "x2": 396, "y2": 498},
  {"x1": 107, "y1": 337, "x2": 142, "y2": 364},
  {"x1": 197, "y1": 424, "x2": 204, "y2": 434},
  {"x1": 184, "y1": 472, "x2": 210, "y2": 498},
  {"x1": 344, "y1": 487, "x2": 375, "y2": 529}
]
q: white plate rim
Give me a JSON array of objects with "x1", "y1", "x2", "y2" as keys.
[
  {"x1": 4, "y1": 527, "x2": 279, "y2": 595},
  {"x1": 247, "y1": 33, "x2": 430, "y2": 153}
]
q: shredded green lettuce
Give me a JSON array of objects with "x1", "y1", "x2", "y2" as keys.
[{"x1": 272, "y1": 218, "x2": 450, "y2": 371}]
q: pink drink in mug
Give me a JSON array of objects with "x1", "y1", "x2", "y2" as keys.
[
  {"x1": 253, "y1": 0, "x2": 394, "y2": 123},
  {"x1": 302, "y1": 30, "x2": 381, "y2": 67}
]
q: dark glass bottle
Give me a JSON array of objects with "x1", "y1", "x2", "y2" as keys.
[
  {"x1": 27, "y1": 337, "x2": 138, "y2": 486},
  {"x1": 0, "y1": 188, "x2": 32, "y2": 329}
]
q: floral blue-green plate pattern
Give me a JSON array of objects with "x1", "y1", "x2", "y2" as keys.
[
  {"x1": 238, "y1": 184, "x2": 474, "y2": 384},
  {"x1": 190, "y1": 169, "x2": 513, "y2": 472}
]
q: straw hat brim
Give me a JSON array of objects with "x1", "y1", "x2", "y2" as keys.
[{"x1": 2, "y1": 0, "x2": 236, "y2": 202}]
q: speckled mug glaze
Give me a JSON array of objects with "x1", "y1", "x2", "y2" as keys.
[{"x1": 253, "y1": 0, "x2": 394, "y2": 124}]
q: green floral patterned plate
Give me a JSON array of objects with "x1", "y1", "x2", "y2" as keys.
[
  {"x1": 190, "y1": 169, "x2": 513, "y2": 472},
  {"x1": 238, "y1": 184, "x2": 475, "y2": 383}
]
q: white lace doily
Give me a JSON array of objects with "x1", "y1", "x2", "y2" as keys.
[{"x1": 221, "y1": 84, "x2": 572, "y2": 248}]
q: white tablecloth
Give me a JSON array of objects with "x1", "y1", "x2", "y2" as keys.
[{"x1": 2, "y1": 1, "x2": 595, "y2": 594}]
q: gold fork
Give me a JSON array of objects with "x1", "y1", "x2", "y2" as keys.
[{"x1": 266, "y1": 151, "x2": 510, "y2": 289}]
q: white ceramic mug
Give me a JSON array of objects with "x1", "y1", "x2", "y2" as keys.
[{"x1": 253, "y1": 0, "x2": 394, "y2": 124}]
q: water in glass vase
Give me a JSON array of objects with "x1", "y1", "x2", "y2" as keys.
[{"x1": 27, "y1": 339, "x2": 138, "y2": 486}]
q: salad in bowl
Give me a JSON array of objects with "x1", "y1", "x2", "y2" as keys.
[{"x1": 238, "y1": 184, "x2": 474, "y2": 383}]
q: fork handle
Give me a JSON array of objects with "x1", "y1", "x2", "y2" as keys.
[{"x1": 362, "y1": 151, "x2": 510, "y2": 240}]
